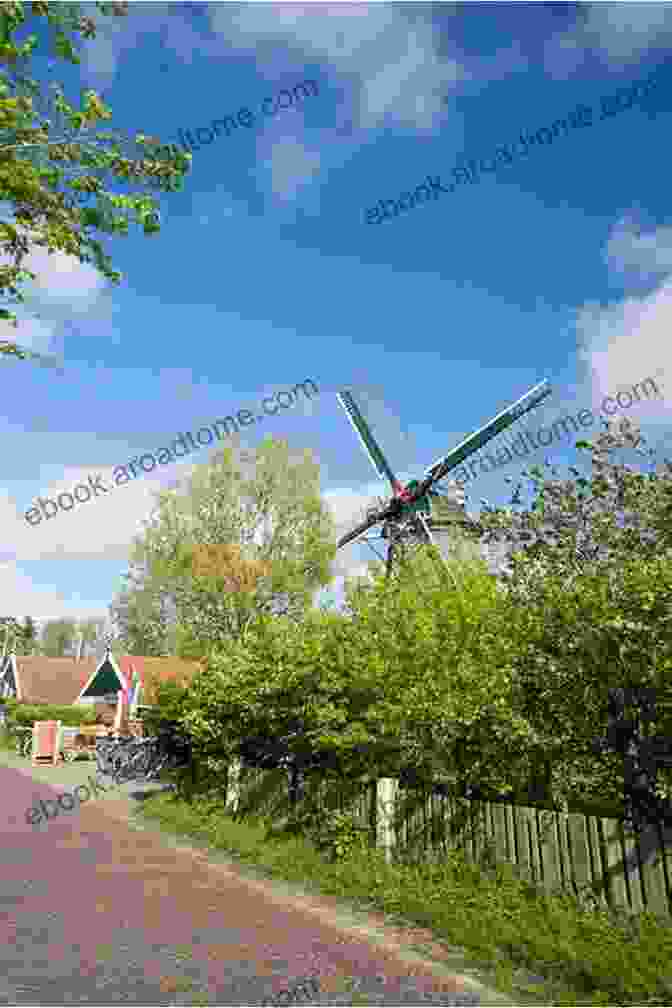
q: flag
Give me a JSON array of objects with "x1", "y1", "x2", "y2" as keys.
[
  {"x1": 129, "y1": 668, "x2": 142, "y2": 708},
  {"x1": 113, "y1": 687, "x2": 127, "y2": 732}
]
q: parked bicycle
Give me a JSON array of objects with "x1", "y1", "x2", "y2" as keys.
[
  {"x1": 95, "y1": 734, "x2": 136, "y2": 778},
  {"x1": 114, "y1": 737, "x2": 154, "y2": 781},
  {"x1": 95, "y1": 732, "x2": 191, "y2": 783},
  {"x1": 14, "y1": 727, "x2": 33, "y2": 758}
]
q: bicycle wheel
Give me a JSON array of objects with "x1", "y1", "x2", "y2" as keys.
[
  {"x1": 112, "y1": 746, "x2": 130, "y2": 778},
  {"x1": 137, "y1": 741, "x2": 157, "y2": 779},
  {"x1": 95, "y1": 741, "x2": 112, "y2": 776},
  {"x1": 119, "y1": 742, "x2": 149, "y2": 781},
  {"x1": 144, "y1": 739, "x2": 167, "y2": 780},
  {"x1": 114, "y1": 736, "x2": 141, "y2": 778},
  {"x1": 146, "y1": 753, "x2": 170, "y2": 781}
]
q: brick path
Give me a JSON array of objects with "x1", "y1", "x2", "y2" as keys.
[{"x1": 1, "y1": 755, "x2": 515, "y2": 1005}]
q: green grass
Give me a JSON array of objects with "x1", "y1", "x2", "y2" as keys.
[
  {"x1": 172, "y1": 946, "x2": 194, "y2": 963},
  {"x1": 136, "y1": 791, "x2": 672, "y2": 1006},
  {"x1": 0, "y1": 728, "x2": 18, "y2": 753}
]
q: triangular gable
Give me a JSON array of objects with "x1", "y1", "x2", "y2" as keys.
[
  {"x1": 78, "y1": 652, "x2": 128, "y2": 700},
  {"x1": 114, "y1": 656, "x2": 200, "y2": 709},
  {"x1": 0, "y1": 655, "x2": 95, "y2": 705},
  {"x1": 0, "y1": 653, "x2": 18, "y2": 699}
]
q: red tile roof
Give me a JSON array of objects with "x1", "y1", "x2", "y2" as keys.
[
  {"x1": 110, "y1": 656, "x2": 200, "y2": 704},
  {"x1": 6, "y1": 655, "x2": 201, "y2": 706},
  {"x1": 12, "y1": 657, "x2": 97, "y2": 705}
]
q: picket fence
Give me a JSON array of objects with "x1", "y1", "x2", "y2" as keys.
[{"x1": 225, "y1": 760, "x2": 672, "y2": 921}]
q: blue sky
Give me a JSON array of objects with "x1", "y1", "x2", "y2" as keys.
[{"x1": 1, "y1": 1, "x2": 671, "y2": 627}]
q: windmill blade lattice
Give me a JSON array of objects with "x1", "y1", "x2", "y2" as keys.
[
  {"x1": 336, "y1": 390, "x2": 401, "y2": 491},
  {"x1": 417, "y1": 380, "x2": 552, "y2": 495}
]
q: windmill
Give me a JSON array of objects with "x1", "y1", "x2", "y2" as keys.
[{"x1": 336, "y1": 379, "x2": 552, "y2": 577}]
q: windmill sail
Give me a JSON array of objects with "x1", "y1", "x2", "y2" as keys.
[
  {"x1": 337, "y1": 390, "x2": 400, "y2": 489},
  {"x1": 419, "y1": 380, "x2": 551, "y2": 493}
]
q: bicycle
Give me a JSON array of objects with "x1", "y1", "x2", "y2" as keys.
[
  {"x1": 96, "y1": 734, "x2": 136, "y2": 778},
  {"x1": 108, "y1": 735, "x2": 138, "y2": 779},
  {"x1": 95, "y1": 736, "x2": 118, "y2": 777},
  {"x1": 122, "y1": 736, "x2": 174, "y2": 782},
  {"x1": 14, "y1": 727, "x2": 33, "y2": 758},
  {"x1": 115, "y1": 737, "x2": 153, "y2": 782}
]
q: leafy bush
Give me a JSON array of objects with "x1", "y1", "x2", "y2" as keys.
[
  {"x1": 4, "y1": 699, "x2": 95, "y2": 730},
  {"x1": 470, "y1": 418, "x2": 672, "y2": 809},
  {"x1": 307, "y1": 808, "x2": 369, "y2": 862},
  {"x1": 177, "y1": 548, "x2": 535, "y2": 800}
]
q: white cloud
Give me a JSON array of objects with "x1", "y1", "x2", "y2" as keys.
[
  {"x1": 209, "y1": 3, "x2": 466, "y2": 133},
  {"x1": 605, "y1": 218, "x2": 672, "y2": 277},
  {"x1": 78, "y1": 3, "x2": 203, "y2": 88},
  {"x1": 3, "y1": 461, "x2": 200, "y2": 564},
  {"x1": 575, "y1": 225, "x2": 672, "y2": 417},
  {"x1": 0, "y1": 212, "x2": 111, "y2": 358},
  {"x1": 321, "y1": 485, "x2": 385, "y2": 575},
  {"x1": 264, "y1": 138, "x2": 322, "y2": 200},
  {"x1": 22, "y1": 243, "x2": 105, "y2": 306},
  {"x1": 323, "y1": 484, "x2": 384, "y2": 525},
  {"x1": 0, "y1": 560, "x2": 107, "y2": 621},
  {"x1": 0, "y1": 313, "x2": 58, "y2": 359},
  {"x1": 544, "y1": 3, "x2": 672, "y2": 78},
  {"x1": 581, "y1": 3, "x2": 672, "y2": 65}
]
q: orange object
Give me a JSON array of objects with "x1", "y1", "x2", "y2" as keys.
[
  {"x1": 191, "y1": 544, "x2": 271, "y2": 591},
  {"x1": 31, "y1": 720, "x2": 62, "y2": 766}
]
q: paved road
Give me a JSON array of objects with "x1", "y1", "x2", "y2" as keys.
[{"x1": 1, "y1": 754, "x2": 515, "y2": 1006}]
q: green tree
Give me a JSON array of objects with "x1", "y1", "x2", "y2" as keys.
[
  {"x1": 0, "y1": 615, "x2": 22, "y2": 655},
  {"x1": 114, "y1": 439, "x2": 336, "y2": 661},
  {"x1": 178, "y1": 546, "x2": 534, "y2": 800},
  {"x1": 75, "y1": 617, "x2": 104, "y2": 656},
  {"x1": 20, "y1": 614, "x2": 37, "y2": 653},
  {"x1": 469, "y1": 417, "x2": 672, "y2": 810},
  {"x1": 40, "y1": 616, "x2": 76, "y2": 656},
  {"x1": 109, "y1": 566, "x2": 173, "y2": 656},
  {"x1": 0, "y1": 0, "x2": 190, "y2": 365},
  {"x1": 0, "y1": 614, "x2": 41, "y2": 655}
]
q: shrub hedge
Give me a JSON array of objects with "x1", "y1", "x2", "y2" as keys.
[{"x1": 2, "y1": 698, "x2": 96, "y2": 730}]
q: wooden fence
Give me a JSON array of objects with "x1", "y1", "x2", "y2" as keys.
[
  {"x1": 392, "y1": 783, "x2": 672, "y2": 921},
  {"x1": 226, "y1": 759, "x2": 672, "y2": 921}
]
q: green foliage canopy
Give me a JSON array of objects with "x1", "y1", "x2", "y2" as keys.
[
  {"x1": 111, "y1": 439, "x2": 337, "y2": 660},
  {"x1": 0, "y1": 1, "x2": 190, "y2": 365}
]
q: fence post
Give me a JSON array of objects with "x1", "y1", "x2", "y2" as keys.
[
  {"x1": 226, "y1": 757, "x2": 242, "y2": 814},
  {"x1": 376, "y1": 777, "x2": 399, "y2": 863}
]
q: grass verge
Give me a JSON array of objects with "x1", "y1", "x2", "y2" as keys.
[
  {"x1": 0, "y1": 727, "x2": 18, "y2": 753},
  {"x1": 136, "y1": 791, "x2": 672, "y2": 1006}
]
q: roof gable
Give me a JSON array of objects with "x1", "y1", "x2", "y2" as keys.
[
  {"x1": 3, "y1": 654, "x2": 201, "y2": 708},
  {"x1": 117, "y1": 656, "x2": 200, "y2": 704},
  {"x1": 0, "y1": 656, "x2": 17, "y2": 698},
  {"x1": 80, "y1": 656, "x2": 123, "y2": 697},
  {"x1": 9, "y1": 656, "x2": 97, "y2": 705}
]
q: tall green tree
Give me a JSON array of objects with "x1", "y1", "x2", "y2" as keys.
[
  {"x1": 0, "y1": 0, "x2": 190, "y2": 366},
  {"x1": 75, "y1": 617, "x2": 105, "y2": 656},
  {"x1": 20, "y1": 614, "x2": 37, "y2": 653},
  {"x1": 0, "y1": 615, "x2": 22, "y2": 655},
  {"x1": 112, "y1": 439, "x2": 336, "y2": 660},
  {"x1": 0, "y1": 614, "x2": 41, "y2": 655},
  {"x1": 40, "y1": 616, "x2": 76, "y2": 656},
  {"x1": 109, "y1": 567, "x2": 174, "y2": 656}
]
